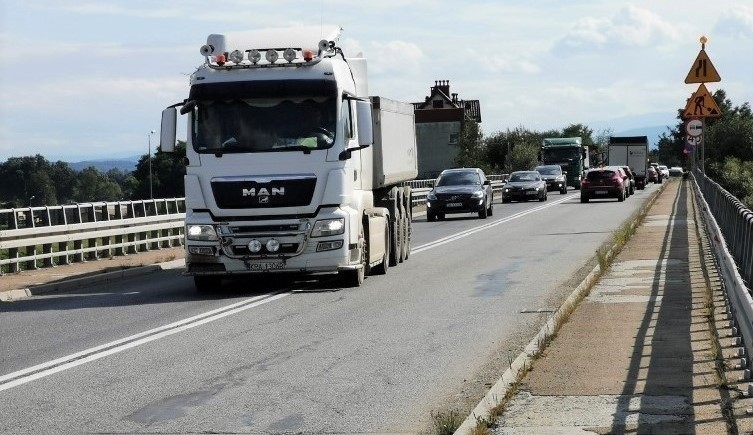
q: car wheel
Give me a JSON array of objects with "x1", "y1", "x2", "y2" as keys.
[
  {"x1": 427, "y1": 213, "x2": 435, "y2": 222},
  {"x1": 539, "y1": 191, "x2": 547, "y2": 202},
  {"x1": 487, "y1": 195, "x2": 493, "y2": 216},
  {"x1": 479, "y1": 204, "x2": 488, "y2": 219},
  {"x1": 560, "y1": 186, "x2": 567, "y2": 194},
  {"x1": 502, "y1": 198, "x2": 510, "y2": 204},
  {"x1": 437, "y1": 213, "x2": 445, "y2": 221},
  {"x1": 580, "y1": 196, "x2": 589, "y2": 203},
  {"x1": 617, "y1": 190, "x2": 625, "y2": 202}
]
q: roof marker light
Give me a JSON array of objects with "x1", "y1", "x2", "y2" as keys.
[
  {"x1": 214, "y1": 54, "x2": 226, "y2": 66},
  {"x1": 283, "y1": 48, "x2": 296, "y2": 63},
  {"x1": 302, "y1": 49, "x2": 314, "y2": 62},
  {"x1": 248, "y1": 49, "x2": 261, "y2": 64},
  {"x1": 228, "y1": 50, "x2": 244, "y2": 64},
  {"x1": 265, "y1": 49, "x2": 278, "y2": 64}
]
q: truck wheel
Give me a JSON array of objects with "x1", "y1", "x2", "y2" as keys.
[
  {"x1": 404, "y1": 207, "x2": 412, "y2": 260},
  {"x1": 194, "y1": 276, "x2": 220, "y2": 293},
  {"x1": 389, "y1": 207, "x2": 401, "y2": 267},
  {"x1": 398, "y1": 188, "x2": 408, "y2": 263},
  {"x1": 340, "y1": 226, "x2": 366, "y2": 287},
  {"x1": 372, "y1": 221, "x2": 390, "y2": 275}
]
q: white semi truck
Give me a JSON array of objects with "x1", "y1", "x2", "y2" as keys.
[
  {"x1": 608, "y1": 136, "x2": 649, "y2": 190},
  {"x1": 159, "y1": 26, "x2": 417, "y2": 291}
]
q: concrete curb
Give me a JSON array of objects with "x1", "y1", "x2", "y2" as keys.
[
  {"x1": 454, "y1": 181, "x2": 669, "y2": 434},
  {"x1": 0, "y1": 259, "x2": 185, "y2": 302}
]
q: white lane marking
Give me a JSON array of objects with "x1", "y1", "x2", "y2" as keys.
[
  {"x1": 0, "y1": 292, "x2": 289, "y2": 392},
  {"x1": 412, "y1": 195, "x2": 571, "y2": 254}
]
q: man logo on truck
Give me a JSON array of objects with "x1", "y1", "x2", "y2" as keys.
[{"x1": 242, "y1": 187, "x2": 285, "y2": 197}]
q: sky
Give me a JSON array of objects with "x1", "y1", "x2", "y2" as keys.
[{"x1": 0, "y1": 0, "x2": 751, "y2": 162}]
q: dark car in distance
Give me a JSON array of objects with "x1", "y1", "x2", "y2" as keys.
[
  {"x1": 426, "y1": 168, "x2": 493, "y2": 221},
  {"x1": 580, "y1": 168, "x2": 626, "y2": 203},
  {"x1": 534, "y1": 165, "x2": 568, "y2": 194},
  {"x1": 501, "y1": 171, "x2": 548, "y2": 203}
]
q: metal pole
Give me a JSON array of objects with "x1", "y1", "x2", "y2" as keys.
[
  {"x1": 148, "y1": 130, "x2": 155, "y2": 199},
  {"x1": 701, "y1": 118, "x2": 705, "y2": 173}
]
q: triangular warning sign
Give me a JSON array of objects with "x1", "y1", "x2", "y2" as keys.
[
  {"x1": 684, "y1": 49, "x2": 721, "y2": 84},
  {"x1": 683, "y1": 84, "x2": 722, "y2": 119}
]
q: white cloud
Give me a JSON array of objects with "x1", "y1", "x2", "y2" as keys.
[
  {"x1": 553, "y1": 4, "x2": 681, "y2": 55},
  {"x1": 714, "y1": 5, "x2": 753, "y2": 39}
]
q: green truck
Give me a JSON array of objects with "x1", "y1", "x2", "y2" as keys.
[{"x1": 540, "y1": 137, "x2": 590, "y2": 189}]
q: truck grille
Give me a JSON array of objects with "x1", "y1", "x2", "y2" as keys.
[{"x1": 211, "y1": 176, "x2": 316, "y2": 209}]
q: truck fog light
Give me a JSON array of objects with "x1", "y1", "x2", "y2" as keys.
[
  {"x1": 265, "y1": 49, "x2": 278, "y2": 63},
  {"x1": 266, "y1": 239, "x2": 281, "y2": 253},
  {"x1": 228, "y1": 50, "x2": 244, "y2": 63},
  {"x1": 248, "y1": 239, "x2": 262, "y2": 253},
  {"x1": 283, "y1": 48, "x2": 296, "y2": 63},
  {"x1": 317, "y1": 240, "x2": 343, "y2": 252},
  {"x1": 248, "y1": 49, "x2": 261, "y2": 64},
  {"x1": 188, "y1": 246, "x2": 215, "y2": 256}
]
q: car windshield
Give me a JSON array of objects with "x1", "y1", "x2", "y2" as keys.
[
  {"x1": 587, "y1": 170, "x2": 615, "y2": 180},
  {"x1": 192, "y1": 96, "x2": 336, "y2": 153},
  {"x1": 509, "y1": 172, "x2": 538, "y2": 182},
  {"x1": 535, "y1": 166, "x2": 560, "y2": 175},
  {"x1": 436, "y1": 171, "x2": 481, "y2": 186}
]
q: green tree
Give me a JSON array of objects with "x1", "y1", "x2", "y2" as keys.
[
  {"x1": 454, "y1": 120, "x2": 487, "y2": 172},
  {"x1": 132, "y1": 141, "x2": 186, "y2": 199},
  {"x1": 72, "y1": 167, "x2": 123, "y2": 202},
  {"x1": 505, "y1": 142, "x2": 540, "y2": 173}
]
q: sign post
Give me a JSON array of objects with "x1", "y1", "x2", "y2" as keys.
[{"x1": 682, "y1": 36, "x2": 721, "y2": 173}]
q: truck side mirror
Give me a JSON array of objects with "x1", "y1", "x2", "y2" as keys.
[
  {"x1": 355, "y1": 99, "x2": 373, "y2": 146},
  {"x1": 160, "y1": 107, "x2": 177, "y2": 153}
]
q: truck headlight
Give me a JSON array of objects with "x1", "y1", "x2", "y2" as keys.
[
  {"x1": 187, "y1": 225, "x2": 219, "y2": 241},
  {"x1": 311, "y1": 218, "x2": 345, "y2": 237}
]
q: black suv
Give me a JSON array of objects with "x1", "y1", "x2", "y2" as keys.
[{"x1": 426, "y1": 168, "x2": 493, "y2": 221}]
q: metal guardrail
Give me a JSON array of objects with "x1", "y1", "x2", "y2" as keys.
[
  {"x1": 0, "y1": 199, "x2": 185, "y2": 274},
  {"x1": 0, "y1": 176, "x2": 510, "y2": 274},
  {"x1": 693, "y1": 170, "x2": 753, "y2": 286},
  {"x1": 692, "y1": 170, "x2": 753, "y2": 373}
]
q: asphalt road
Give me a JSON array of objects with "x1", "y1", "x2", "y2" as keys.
[{"x1": 0, "y1": 184, "x2": 660, "y2": 433}]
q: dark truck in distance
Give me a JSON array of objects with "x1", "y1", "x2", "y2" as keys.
[
  {"x1": 540, "y1": 137, "x2": 590, "y2": 189},
  {"x1": 608, "y1": 136, "x2": 648, "y2": 190}
]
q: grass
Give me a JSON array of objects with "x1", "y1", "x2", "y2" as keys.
[{"x1": 430, "y1": 409, "x2": 464, "y2": 435}]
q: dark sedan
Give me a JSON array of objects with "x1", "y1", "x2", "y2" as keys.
[
  {"x1": 426, "y1": 168, "x2": 493, "y2": 221},
  {"x1": 501, "y1": 171, "x2": 548, "y2": 203},
  {"x1": 534, "y1": 164, "x2": 568, "y2": 194}
]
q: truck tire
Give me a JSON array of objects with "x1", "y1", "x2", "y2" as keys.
[
  {"x1": 403, "y1": 187, "x2": 412, "y2": 261},
  {"x1": 340, "y1": 225, "x2": 366, "y2": 287},
  {"x1": 398, "y1": 187, "x2": 407, "y2": 263},
  {"x1": 389, "y1": 207, "x2": 401, "y2": 267},
  {"x1": 194, "y1": 276, "x2": 221, "y2": 293},
  {"x1": 372, "y1": 221, "x2": 390, "y2": 275}
]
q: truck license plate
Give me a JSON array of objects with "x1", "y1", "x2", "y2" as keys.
[
  {"x1": 247, "y1": 261, "x2": 285, "y2": 271},
  {"x1": 447, "y1": 202, "x2": 462, "y2": 207}
]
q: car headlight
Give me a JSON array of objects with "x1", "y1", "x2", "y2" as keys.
[
  {"x1": 471, "y1": 190, "x2": 484, "y2": 198},
  {"x1": 556, "y1": 176, "x2": 565, "y2": 181},
  {"x1": 311, "y1": 218, "x2": 345, "y2": 237},
  {"x1": 427, "y1": 191, "x2": 437, "y2": 200},
  {"x1": 504, "y1": 188, "x2": 510, "y2": 193},
  {"x1": 186, "y1": 224, "x2": 219, "y2": 241}
]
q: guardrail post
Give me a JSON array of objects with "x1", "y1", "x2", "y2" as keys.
[
  {"x1": 73, "y1": 240, "x2": 84, "y2": 263},
  {"x1": 43, "y1": 243, "x2": 54, "y2": 267},
  {"x1": 57, "y1": 241, "x2": 69, "y2": 265},
  {"x1": 8, "y1": 248, "x2": 20, "y2": 273},
  {"x1": 25, "y1": 244, "x2": 38, "y2": 270}
]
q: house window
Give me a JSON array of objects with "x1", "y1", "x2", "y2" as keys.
[
  {"x1": 432, "y1": 100, "x2": 443, "y2": 109},
  {"x1": 449, "y1": 133, "x2": 458, "y2": 146}
]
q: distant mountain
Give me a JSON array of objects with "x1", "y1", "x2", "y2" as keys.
[{"x1": 68, "y1": 156, "x2": 139, "y2": 172}]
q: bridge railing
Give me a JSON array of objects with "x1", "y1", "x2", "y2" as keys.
[
  {"x1": 0, "y1": 199, "x2": 185, "y2": 274},
  {"x1": 692, "y1": 170, "x2": 753, "y2": 372},
  {"x1": 0, "y1": 176, "x2": 510, "y2": 274}
]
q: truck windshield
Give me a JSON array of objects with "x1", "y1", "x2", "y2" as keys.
[
  {"x1": 542, "y1": 148, "x2": 580, "y2": 162},
  {"x1": 192, "y1": 97, "x2": 336, "y2": 154}
]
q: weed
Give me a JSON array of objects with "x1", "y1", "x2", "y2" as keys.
[
  {"x1": 596, "y1": 246, "x2": 609, "y2": 272},
  {"x1": 430, "y1": 409, "x2": 463, "y2": 435}
]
